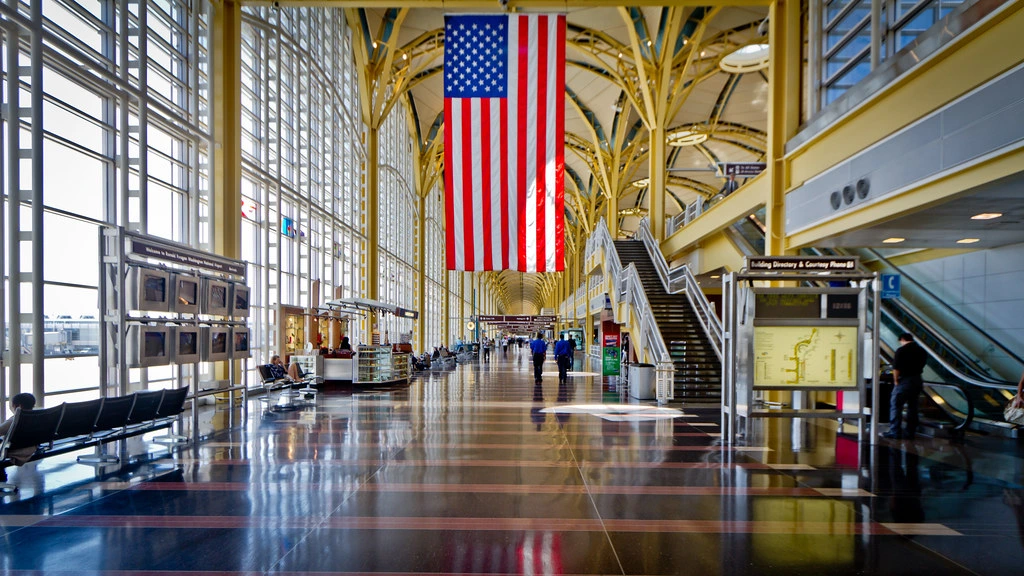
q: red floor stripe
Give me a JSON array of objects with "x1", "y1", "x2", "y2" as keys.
[
  {"x1": 34, "y1": 514, "x2": 899, "y2": 535},
  {"x1": 130, "y1": 481, "x2": 823, "y2": 498}
]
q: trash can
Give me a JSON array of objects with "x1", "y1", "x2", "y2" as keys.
[{"x1": 629, "y1": 363, "x2": 656, "y2": 400}]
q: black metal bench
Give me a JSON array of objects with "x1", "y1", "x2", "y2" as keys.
[{"x1": 0, "y1": 387, "x2": 191, "y2": 493}]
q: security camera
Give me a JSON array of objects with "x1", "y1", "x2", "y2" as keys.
[{"x1": 499, "y1": 0, "x2": 508, "y2": 8}]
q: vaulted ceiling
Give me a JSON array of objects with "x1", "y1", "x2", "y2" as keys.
[{"x1": 347, "y1": 3, "x2": 770, "y2": 313}]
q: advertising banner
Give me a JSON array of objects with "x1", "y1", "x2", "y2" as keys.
[{"x1": 602, "y1": 346, "x2": 621, "y2": 376}]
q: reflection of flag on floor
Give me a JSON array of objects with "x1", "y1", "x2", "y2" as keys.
[{"x1": 444, "y1": 13, "x2": 565, "y2": 272}]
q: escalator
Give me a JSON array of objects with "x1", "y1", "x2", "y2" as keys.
[{"x1": 811, "y1": 247, "x2": 1022, "y2": 437}]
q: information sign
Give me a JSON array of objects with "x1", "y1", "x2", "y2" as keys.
[
  {"x1": 753, "y1": 325, "x2": 858, "y2": 388},
  {"x1": 747, "y1": 256, "x2": 857, "y2": 272},
  {"x1": 880, "y1": 274, "x2": 901, "y2": 299},
  {"x1": 720, "y1": 162, "x2": 767, "y2": 177}
]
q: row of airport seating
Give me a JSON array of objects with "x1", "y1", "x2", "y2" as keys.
[{"x1": 0, "y1": 387, "x2": 190, "y2": 493}]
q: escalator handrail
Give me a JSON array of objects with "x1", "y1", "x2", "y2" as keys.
[
  {"x1": 863, "y1": 248, "x2": 1024, "y2": 369},
  {"x1": 881, "y1": 308, "x2": 1016, "y2": 392},
  {"x1": 881, "y1": 297, "x2": 1004, "y2": 384},
  {"x1": 922, "y1": 380, "x2": 975, "y2": 432}
]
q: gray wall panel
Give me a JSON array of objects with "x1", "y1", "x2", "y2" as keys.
[
  {"x1": 941, "y1": 69, "x2": 1024, "y2": 135},
  {"x1": 942, "y1": 99, "x2": 1024, "y2": 169},
  {"x1": 786, "y1": 64, "x2": 1024, "y2": 234}
]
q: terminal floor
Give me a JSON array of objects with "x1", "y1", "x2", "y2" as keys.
[{"x1": 2, "y1": 350, "x2": 1024, "y2": 575}]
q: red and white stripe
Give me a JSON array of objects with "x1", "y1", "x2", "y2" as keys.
[{"x1": 445, "y1": 14, "x2": 565, "y2": 273}]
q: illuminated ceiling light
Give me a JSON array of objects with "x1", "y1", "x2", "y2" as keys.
[
  {"x1": 666, "y1": 125, "x2": 709, "y2": 147},
  {"x1": 710, "y1": 275, "x2": 720, "y2": 279},
  {"x1": 630, "y1": 178, "x2": 650, "y2": 188},
  {"x1": 646, "y1": 40, "x2": 652, "y2": 46},
  {"x1": 618, "y1": 52, "x2": 623, "y2": 58},
  {"x1": 970, "y1": 212, "x2": 1002, "y2": 220},
  {"x1": 882, "y1": 237, "x2": 905, "y2": 243},
  {"x1": 719, "y1": 43, "x2": 770, "y2": 73},
  {"x1": 957, "y1": 238, "x2": 980, "y2": 244},
  {"x1": 372, "y1": 41, "x2": 378, "y2": 48},
  {"x1": 618, "y1": 207, "x2": 648, "y2": 217},
  {"x1": 700, "y1": 50, "x2": 706, "y2": 57},
  {"x1": 402, "y1": 53, "x2": 408, "y2": 60}
]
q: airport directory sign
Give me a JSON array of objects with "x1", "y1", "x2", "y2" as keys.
[{"x1": 752, "y1": 325, "x2": 858, "y2": 388}]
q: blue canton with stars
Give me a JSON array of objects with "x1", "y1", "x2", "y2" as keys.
[{"x1": 444, "y1": 15, "x2": 508, "y2": 98}]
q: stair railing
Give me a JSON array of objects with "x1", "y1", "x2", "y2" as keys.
[
  {"x1": 588, "y1": 219, "x2": 673, "y2": 398},
  {"x1": 636, "y1": 217, "x2": 724, "y2": 361}
]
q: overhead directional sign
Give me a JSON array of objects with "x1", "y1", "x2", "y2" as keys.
[
  {"x1": 880, "y1": 274, "x2": 901, "y2": 299},
  {"x1": 747, "y1": 256, "x2": 858, "y2": 272},
  {"x1": 477, "y1": 315, "x2": 557, "y2": 324},
  {"x1": 720, "y1": 162, "x2": 767, "y2": 177}
]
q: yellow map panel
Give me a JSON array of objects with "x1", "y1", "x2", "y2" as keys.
[{"x1": 753, "y1": 326, "x2": 858, "y2": 387}]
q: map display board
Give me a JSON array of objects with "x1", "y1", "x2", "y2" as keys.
[{"x1": 753, "y1": 325, "x2": 858, "y2": 388}]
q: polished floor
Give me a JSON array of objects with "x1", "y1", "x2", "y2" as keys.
[{"x1": 2, "y1": 349, "x2": 1024, "y2": 575}]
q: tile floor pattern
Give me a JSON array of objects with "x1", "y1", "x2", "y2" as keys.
[{"x1": 2, "y1": 349, "x2": 1024, "y2": 575}]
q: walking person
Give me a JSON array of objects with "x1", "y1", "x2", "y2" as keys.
[
  {"x1": 530, "y1": 332, "x2": 548, "y2": 383},
  {"x1": 555, "y1": 335, "x2": 573, "y2": 384},
  {"x1": 884, "y1": 333, "x2": 928, "y2": 439},
  {"x1": 483, "y1": 337, "x2": 492, "y2": 362}
]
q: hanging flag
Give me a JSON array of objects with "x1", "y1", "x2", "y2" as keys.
[{"x1": 444, "y1": 13, "x2": 565, "y2": 272}]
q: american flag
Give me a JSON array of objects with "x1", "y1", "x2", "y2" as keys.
[{"x1": 444, "y1": 14, "x2": 566, "y2": 272}]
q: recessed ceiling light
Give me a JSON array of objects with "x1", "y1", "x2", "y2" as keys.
[
  {"x1": 882, "y1": 237, "x2": 905, "y2": 243},
  {"x1": 970, "y1": 212, "x2": 1002, "y2": 220},
  {"x1": 956, "y1": 238, "x2": 980, "y2": 244},
  {"x1": 666, "y1": 126, "x2": 709, "y2": 147},
  {"x1": 710, "y1": 275, "x2": 720, "y2": 279},
  {"x1": 719, "y1": 43, "x2": 770, "y2": 73}
]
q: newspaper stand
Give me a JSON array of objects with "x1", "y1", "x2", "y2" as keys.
[{"x1": 721, "y1": 257, "x2": 880, "y2": 446}]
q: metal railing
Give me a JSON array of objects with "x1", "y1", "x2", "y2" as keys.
[
  {"x1": 636, "y1": 218, "x2": 724, "y2": 361},
  {"x1": 666, "y1": 201, "x2": 704, "y2": 236},
  {"x1": 587, "y1": 219, "x2": 673, "y2": 397}
]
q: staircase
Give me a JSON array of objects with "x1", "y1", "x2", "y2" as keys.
[{"x1": 614, "y1": 240, "x2": 721, "y2": 403}]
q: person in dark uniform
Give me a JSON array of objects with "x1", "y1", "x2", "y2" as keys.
[
  {"x1": 554, "y1": 335, "x2": 572, "y2": 384},
  {"x1": 530, "y1": 332, "x2": 548, "y2": 383},
  {"x1": 884, "y1": 333, "x2": 928, "y2": 439}
]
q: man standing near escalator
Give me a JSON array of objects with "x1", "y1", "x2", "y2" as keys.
[{"x1": 884, "y1": 333, "x2": 928, "y2": 440}]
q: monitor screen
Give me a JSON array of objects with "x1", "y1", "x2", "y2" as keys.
[
  {"x1": 211, "y1": 331, "x2": 227, "y2": 354},
  {"x1": 234, "y1": 289, "x2": 249, "y2": 311},
  {"x1": 234, "y1": 331, "x2": 249, "y2": 352},
  {"x1": 177, "y1": 279, "x2": 198, "y2": 306},
  {"x1": 144, "y1": 276, "x2": 166, "y2": 303},
  {"x1": 211, "y1": 284, "x2": 227, "y2": 308},
  {"x1": 179, "y1": 331, "x2": 198, "y2": 355},
  {"x1": 144, "y1": 331, "x2": 166, "y2": 358}
]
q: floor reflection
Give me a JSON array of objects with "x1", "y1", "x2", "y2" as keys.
[{"x1": 1, "y1": 352, "x2": 1022, "y2": 574}]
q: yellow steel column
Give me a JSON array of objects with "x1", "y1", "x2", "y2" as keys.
[
  {"x1": 211, "y1": 0, "x2": 242, "y2": 260},
  {"x1": 365, "y1": 126, "x2": 380, "y2": 302},
  {"x1": 416, "y1": 193, "x2": 426, "y2": 351},
  {"x1": 606, "y1": 191, "x2": 619, "y2": 238},
  {"x1": 648, "y1": 126, "x2": 667, "y2": 241},
  {"x1": 765, "y1": 0, "x2": 802, "y2": 256}
]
